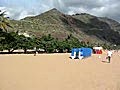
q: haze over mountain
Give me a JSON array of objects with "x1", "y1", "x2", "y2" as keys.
[{"x1": 9, "y1": 8, "x2": 120, "y2": 45}]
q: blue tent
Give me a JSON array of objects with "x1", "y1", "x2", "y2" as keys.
[
  {"x1": 71, "y1": 47, "x2": 92, "y2": 59},
  {"x1": 79, "y1": 48, "x2": 92, "y2": 57},
  {"x1": 71, "y1": 48, "x2": 79, "y2": 58}
]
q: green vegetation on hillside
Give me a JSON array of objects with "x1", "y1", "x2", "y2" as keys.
[
  {"x1": 1, "y1": 31, "x2": 118, "y2": 53},
  {"x1": 8, "y1": 9, "x2": 120, "y2": 46},
  {"x1": 0, "y1": 9, "x2": 120, "y2": 54}
]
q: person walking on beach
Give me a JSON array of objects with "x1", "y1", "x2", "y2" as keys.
[
  {"x1": 34, "y1": 47, "x2": 37, "y2": 56},
  {"x1": 107, "y1": 50, "x2": 113, "y2": 63}
]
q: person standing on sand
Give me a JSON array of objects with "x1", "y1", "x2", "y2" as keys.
[
  {"x1": 107, "y1": 50, "x2": 113, "y2": 63},
  {"x1": 34, "y1": 47, "x2": 37, "y2": 56}
]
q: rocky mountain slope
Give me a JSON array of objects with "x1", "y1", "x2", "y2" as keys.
[{"x1": 9, "y1": 8, "x2": 120, "y2": 45}]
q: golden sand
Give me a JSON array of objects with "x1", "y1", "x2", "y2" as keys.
[{"x1": 0, "y1": 52, "x2": 120, "y2": 90}]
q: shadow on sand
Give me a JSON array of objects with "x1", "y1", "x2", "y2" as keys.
[{"x1": 102, "y1": 61, "x2": 110, "y2": 63}]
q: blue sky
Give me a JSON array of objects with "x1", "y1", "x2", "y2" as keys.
[
  {"x1": 0, "y1": 0, "x2": 46, "y2": 7},
  {"x1": 0, "y1": 0, "x2": 53, "y2": 19},
  {"x1": 1, "y1": 0, "x2": 53, "y2": 8},
  {"x1": 0, "y1": 0, "x2": 120, "y2": 22}
]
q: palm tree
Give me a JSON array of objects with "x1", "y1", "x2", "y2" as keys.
[{"x1": 0, "y1": 10, "x2": 11, "y2": 32}]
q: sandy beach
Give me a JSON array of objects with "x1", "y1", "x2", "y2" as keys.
[{"x1": 0, "y1": 51, "x2": 120, "y2": 90}]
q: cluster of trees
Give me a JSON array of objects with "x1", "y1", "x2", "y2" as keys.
[
  {"x1": 0, "y1": 31, "x2": 92, "y2": 53},
  {"x1": 1, "y1": 31, "x2": 119, "y2": 54}
]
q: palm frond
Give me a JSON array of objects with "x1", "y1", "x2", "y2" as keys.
[{"x1": 0, "y1": 11, "x2": 12, "y2": 32}]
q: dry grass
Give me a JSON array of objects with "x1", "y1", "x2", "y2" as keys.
[{"x1": 0, "y1": 51, "x2": 120, "y2": 90}]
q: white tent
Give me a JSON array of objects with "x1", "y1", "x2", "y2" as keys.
[{"x1": 93, "y1": 47, "x2": 103, "y2": 50}]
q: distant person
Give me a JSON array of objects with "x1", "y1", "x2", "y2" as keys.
[
  {"x1": 34, "y1": 47, "x2": 37, "y2": 56},
  {"x1": 106, "y1": 50, "x2": 113, "y2": 63}
]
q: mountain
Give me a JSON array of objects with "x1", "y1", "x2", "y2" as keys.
[
  {"x1": 98, "y1": 17, "x2": 120, "y2": 34},
  {"x1": 72, "y1": 13, "x2": 120, "y2": 45},
  {"x1": 9, "y1": 8, "x2": 120, "y2": 45}
]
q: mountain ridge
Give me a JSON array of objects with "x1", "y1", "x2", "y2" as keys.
[{"x1": 9, "y1": 8, "x2": 120, "y2": 45}]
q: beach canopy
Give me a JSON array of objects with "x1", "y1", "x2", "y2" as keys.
[
  {"x1": 93, "y1": 47, "x2": 103, "y2": 54},
  {"x1": 93, "y1": 47, "x2": 103, "y2": 50}
]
